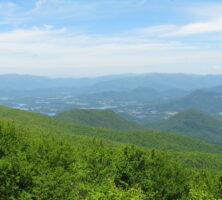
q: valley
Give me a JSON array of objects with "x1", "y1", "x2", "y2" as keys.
[{"x1": 1, "y1": 74, "x2": 222, "y2": 123}]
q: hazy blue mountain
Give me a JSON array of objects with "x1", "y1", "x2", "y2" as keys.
[
  {"x1": 2, "y1": 73, "x2": 222, "y2": 121},
  {"x1": 88, "y1": 73, "x2": 222, "y2": 92},
  {"x1": 147, "y1": 109, "x2": 222, "y2": 144},
  {"x1": 205, "y1": 85, "x2": 222, "y2": 93},
  {"x1": 3, "y1": 73, "x2": 222, "y2": 92},
  {"x1": 0, "y1": 74, "x2": 122, "y2": 91},
  {"x1": 78, "y1": 87, "x2": 189, "y2": 107},
  {"x1": 154, "y1": 89, "x2": 222, "y2": 116}
]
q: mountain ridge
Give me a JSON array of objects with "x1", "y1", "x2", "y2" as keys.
[
  {"x1": 55, "y1": 108, "x2": 142, "y2": 130},
  {"x1": 0, "y1": 105, "x2": 221, "y2": 153},
  {"x1": 146, "y1": 109, "x2": 222, "y2": 144}
]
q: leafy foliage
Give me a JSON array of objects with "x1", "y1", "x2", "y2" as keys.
[
  {"x1": 1, "y1": 121, "x2": 222, "y2": 199},
  {"x1": 1, "y1": 105, "x2": 222, "y2": 155}
]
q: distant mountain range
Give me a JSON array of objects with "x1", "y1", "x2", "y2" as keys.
[
  {"x1": 2, "y1": 73, "x2": 222, "y2": 92},
  {"x1": 152, "y1": 88, "x2": 222, "y2": 116},
  {"x1": 89, "y1": 73, "x2": 222, "y2": 92},
  {"x1": 1, "y1": 73, "x2": 222, "y2": 122},
  {"x1": 78, "y1": 87, "x2": 188, "y2": 105},
  {"x1": 147, "y1": 109, "x2": 222, "y2": 144}
]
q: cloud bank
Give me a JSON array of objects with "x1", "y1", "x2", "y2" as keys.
[{"x1": 0, "y1": 0, "x2": 222, "y2": 76}]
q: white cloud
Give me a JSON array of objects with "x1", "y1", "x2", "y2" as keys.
[
  {"x1": 0, "y1": 2, "x2": 24, "y2": 25},
  {"x1": 134, "y1": 18, "x2": 222, "y2": 38},
  {"x1": 135, "y1": 18, "x2": 222, "y2": 38},
  {"x1": 163, "y1": 18, "x2": 222, "y2": 36},
  {"x1": 162, "y1": 3, "x2": 222, "y2": 37},
  {"x1": 0, "y1": 26, "x2": 221, "y2": 76},
  {"x1": 133, "y1": 2, "x2": 222, "y2": 38},
  {"x1": 35, "y1": 0, "x2": 43, "y2": 9},
  {"x1": 133, "y1": 25, "x2": 177, "y2": 37},
  {"x1": 0, "y1": 1, "x2": 222, "y2": 76},
  {"x1": 140, "y1": 0, "x2": 148, "y2": 4},
  {"x1": 26, "y1": 0, "x2": 137, "y2": 22},
  {"x1": 189, "y1": 3, "x2": 222, "y2": 20},
  {"x1": 0, "y1": 27, "x2": 190, "y2": 57},
  {"x1": 213, "y1": 65, "x2": 222, "y2": 71}
]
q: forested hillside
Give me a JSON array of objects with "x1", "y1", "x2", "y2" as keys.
[
  {"x1": 147, "y1": 109, "x2": 222, "y2": 144},
  {"x1": 1, "y1": 106, "x2": 222, "y2": 154},
  {"x1": 1, "y1": 115, "x2": 222, "y2": 199},
  {"x1": 1, "y1": 105, "x2": 222, "y2": 171},
  {"x1": 55, "y1": 109, "x2": 142, "y2": 129}
]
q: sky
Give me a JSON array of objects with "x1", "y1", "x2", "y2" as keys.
[{"x1": 1, "y1": 0, "x2": 222, "y2": 77}]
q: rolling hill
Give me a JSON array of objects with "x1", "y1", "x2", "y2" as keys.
[
  {"x1": 55, "y1": 109, "x2": 142, "y2": 130},
  {"x1": 0, "y1": 105, "x2": 222, "y2": 154},
  {"x1": 1, "y1": 105, "x2": 222, "y2": 199},
  {"x1": 147, "y1": 109, "x2": 222, "y2": 144}
]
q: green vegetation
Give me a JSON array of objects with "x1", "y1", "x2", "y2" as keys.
[
  {"x1": 1, "y1": 120, "x2": 222, "y2": 199},
  {"x1": 147, "y1": 109, "x2": 222, "y2": 144},
  {"x1": 1, "y1": 105, "x2": 222, "y2": 199},
  {"x1": 55, "y1": 108, "x2": 142, "y2": 130},
  {"x1": 0, "y1": 106, "x2": 222, "y2": 154}
]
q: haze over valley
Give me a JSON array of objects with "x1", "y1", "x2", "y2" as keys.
[{"x1": 2, "y1": 73, "x2": 222, "y2": 123}]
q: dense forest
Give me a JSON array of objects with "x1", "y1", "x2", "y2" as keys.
[
  {"x1": 147, "y1": 109, "x2": 222, "y2": 144},
  {"x1": 55, "y1": 109, "x2": 141, "y2": 130},
  {"x1": 0, "y1": 106, "x2": 222, "y2": 199}
]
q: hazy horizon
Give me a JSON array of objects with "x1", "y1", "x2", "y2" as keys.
[{"x1": 1, "y1": 72, "x2": 222, "y2": 79}]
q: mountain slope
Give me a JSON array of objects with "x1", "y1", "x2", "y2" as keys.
[
  {"x1": 89, "y1": 73, "x2": 222, "y2": 92},
  {"x1": 0, "y1": 105, "x2": 222, "y2": 154},
  {"x1": 55, "y1": 109, "x2": 142, "y2": 130},
  {"x1": 154, "y1": 90, "x2": 222, "y2": 116},
  {"x1": 2, "y1": 119, "x2": 222, "y2": 199},
  {"x1": 147, "y1": 109, "x2": 222, "y2": 144}
]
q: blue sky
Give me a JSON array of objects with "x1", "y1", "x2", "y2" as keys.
[{"x1": 0, "y1": 0, "x2": 222, "y2": 77}]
